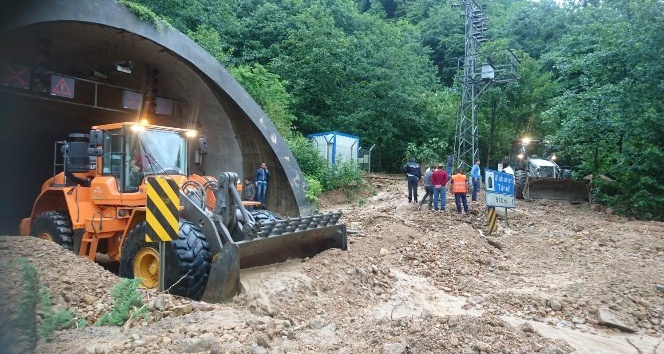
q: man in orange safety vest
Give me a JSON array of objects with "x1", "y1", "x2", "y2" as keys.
[{"x1": 450, "y1": 168, "x2": 469, "y2": 214}]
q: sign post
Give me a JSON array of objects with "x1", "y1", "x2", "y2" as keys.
[
  {"x1": 145, "y1": 177, "x2": 180, "y2": 292},
  {"x1": 484, "y1": 169, "x2": 515, "y2": 235}
]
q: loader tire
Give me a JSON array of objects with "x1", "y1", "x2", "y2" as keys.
[
  {"x1": 120, "y1": 220, "x2": 212, "y2": 300},
  {"x1": 30, "y1": 211, "x2": 74, "y2": 251},
  {"x1": 515, "y1": 170, "x2": 527, "y2": 200}
]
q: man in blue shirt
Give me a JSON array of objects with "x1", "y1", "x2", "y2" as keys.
[
  {"x1": 255, "y1": 162, "x2": 270, "y2": 207},
  {"x1": 470, "y1": 159, "x2": 481, "y2": 202}
]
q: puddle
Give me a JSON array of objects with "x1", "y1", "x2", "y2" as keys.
[
  {"x1": 371, "y1": 269, "x2": 484, "y2": 319},
  {"x1": 502, "y1": 316, "x2": 663, "y2": 354}
]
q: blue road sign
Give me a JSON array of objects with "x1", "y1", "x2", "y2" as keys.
[{"x1": 485, "y1": 169, "x2": 515, "y2": 208}]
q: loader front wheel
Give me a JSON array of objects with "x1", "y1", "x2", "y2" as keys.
[
  {"x1": 120, "y1": 220, "x2": 212, "y2": 300},
  {"x1": 30, "y1": 211, "x2": 74, "y2": 251},
  {"x1": 120, "y1": 222, "x2": 159, "y2": 288},
  {"x1": 515, "y1": 170, "x2": 527, "y2": 200},
  {"x1": 166, "y1": 220, "x2": 212, "y2": 300}
]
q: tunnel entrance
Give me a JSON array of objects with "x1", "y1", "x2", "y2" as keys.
[
  {"x1": 0, "y1": 92, "x2": 137, "y2": 234},
  {"x1": 1, "y1": 22, "x2": 187, "y2": 235},
  {"x1": 1, "y1": 2, "x2": 310, "y2": 236}
]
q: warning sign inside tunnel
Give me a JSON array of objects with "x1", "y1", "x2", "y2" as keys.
[
  {"x1": 50, "y1": 75, "x2": 75, "y2": 98},
  {"x1": 1, "y1": 62, "x2": 31, "y2": 89}
]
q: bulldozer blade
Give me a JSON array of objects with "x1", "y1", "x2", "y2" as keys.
[
  {"x1": 526, "y1": 179, "x2": 590, "y2": 202},
  {"x1": 202, "y1": 242, "x2": 241, "y2": 302},
  {"x1": 237, "y1": 224, "x2": 347, "y2": 269}
]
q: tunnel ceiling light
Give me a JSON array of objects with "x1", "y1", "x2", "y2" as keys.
[
  {"x1": 114, "y1": 60, "x2": 133, "y2": 74},
  {"x1": 522, "y1": 137, "x2": 531, "y2": 145},
  {"x1": 185, "y1": 130, "x2": 198, "y2": 138}
]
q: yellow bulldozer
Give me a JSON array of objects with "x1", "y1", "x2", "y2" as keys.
[
  {"x1": 20, "y1": 121, "x2": 346, "y2": 301},
  {"x1": 509, "y1": 137, "x2": 589, "y2": 202}
]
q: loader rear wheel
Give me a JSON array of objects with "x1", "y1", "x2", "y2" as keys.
[
  {"x1": 120, "y1": 220, "x2": 212, "y2": 300},
  {"x1": 515, "y1": 170, "x2": 527, "y2": 200},
  {"x1": 30, "y1": 211, "x2": 74, "y2": 251}
]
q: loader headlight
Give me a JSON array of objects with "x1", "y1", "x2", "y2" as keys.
[
  {"x1": 130, "y1": 124, "x2": 145, "y2": 133},
  {"x1": 551, "y1": 154, "x2": 557, "y2": 161},
  {"x1": 522, "y1": 137, "x2": 531, "y2": 145},
  {"x1": 517, "y1": 153, "x2": 524, "y2": 159}
]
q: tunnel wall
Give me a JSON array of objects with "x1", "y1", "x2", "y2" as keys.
[{"x1": 0, "y1": 0, "x2": 312, "y2": 234}]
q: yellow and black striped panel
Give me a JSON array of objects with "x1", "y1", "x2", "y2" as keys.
[
  {"x1": 488, "y1": 207, "x2": 498, "y2": 235},
  {"x1": 145, "y1": 177, "x2": 180, "y2": 242}
]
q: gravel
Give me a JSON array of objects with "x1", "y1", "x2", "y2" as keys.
[{"x1": 0, "y1": 174, "x2": 662, "y2": 353}]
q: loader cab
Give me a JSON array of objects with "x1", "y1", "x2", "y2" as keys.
[{"x1": 94, "y1": 123, "x2": 192, "y2": 193}]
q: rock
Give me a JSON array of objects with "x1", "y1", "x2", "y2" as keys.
[
  {"x1": 308, "y1": 319, "x2": 329, "y2": 329},
  {"x1": 93, "y1": 344, "x2": 114, "y2": 354},
  {"x1": 597, "y1": 308, "x2": 636, "y2": 333},
  {"x1": 250, "y1": 345, "x2": 268, "y2": 354},
  {"x1": 449, "y1": 334, "x2": 460, "y2": 346},
  {"x1": 485, "y1": 237, "x2": 504, "y2": 250},
  {"x1": 383, "y1": 341, "x2": 408, "y2": 354},
  {"x1": 82, "y1": 294, "x2": 97, "y2": 305},
  {"x1": 254, "y1": 332, "x2": 270, "y2": 348},
  {"x1": 132, "y1": 340, "x2": 146, "y2": 348},
  {"x1": 171, "y1": 303, "x2": 193, "y2": 317},
  {"x1": 380, "y1": 248, "x2": 389, "y2": 256},
  {"x1": 64, "y1": 292, "x2": 79, "y2": 303},
  {"x1": 519, "y1": 322, "x2": 535, "y2": 333},
  {"x1": 154, "y1": 296, "x2": 166, "y2": 311},
  {"x1": 572, "y1": 316, "x2": 585, "y2": 324},
  {"x1": 549, "y1": 299, "x2": 563, "y2": 311},
  {"x1": 176, "y1": 337, "x2": 217, "y2": 353}
]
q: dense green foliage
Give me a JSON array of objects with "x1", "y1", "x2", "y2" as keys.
[{"x1": 125, "y1": 0, "x2": 664, "y2": 220}]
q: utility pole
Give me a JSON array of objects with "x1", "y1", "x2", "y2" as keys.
[{"x1": 453, "y1": 0, "x2": 517, "y2": 171}]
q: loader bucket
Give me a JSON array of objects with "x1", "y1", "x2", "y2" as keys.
[
  {"x1": 201, "y1": 224, "x2": 347, "y2": 302},
  {"x1": 237, "y1": 224, "x2": 347, "y2": 269},
  {"x1": 180, "y1": 172, "x2": 348, "y2": 302},
  {"x1": 526, "y1": 178, "x2": 590, "y2": 202}
]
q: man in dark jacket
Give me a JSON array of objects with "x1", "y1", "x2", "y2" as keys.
[
  {"x1": 419, "y1": 165, "x2": 435, "y2": 209},
  {"x1": 242, "y1": 177, "x2": 257, "y2": 210},
  {"x1": 255, "y1": 162, "x2": 270, "y2": 207},
  {"x1": 402, "y1": 157, "x2": 422, "y2": 203}
]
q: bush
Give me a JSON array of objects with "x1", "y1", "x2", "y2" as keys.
[
  {"x1": 304, "y1": 174, "x2": 323, "y2": 205},
  {"x1": 14, "y1": 258, "x2": 39, "y2": 352},
  {"x1": 11, "y1": 258, "x2": 79, "y2": 350},
  {"x1": 286, "y1": 134, "x2": 327, "y2": 181},
  {"x1": 38, "y1": 288, "x2": 76, "y2": 340},
  {"x1": 96, "y1": 278, "x2": 147, "y2": 326},
  {"x1": 324, "y1": 159, "x2": 364, "y2": 191}
]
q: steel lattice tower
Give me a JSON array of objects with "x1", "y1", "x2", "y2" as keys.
[{"x1": 454, "y1": 0, "x2": 516, "y2": 171}]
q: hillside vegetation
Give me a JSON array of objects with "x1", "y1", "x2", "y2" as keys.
[{"x1": 124, "y1": 0, "x2": 663, "y2": 220}]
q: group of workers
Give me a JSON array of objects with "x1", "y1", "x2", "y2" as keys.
[{"x1": 402, "y1": 157, "x2": 482, "y2": 214}]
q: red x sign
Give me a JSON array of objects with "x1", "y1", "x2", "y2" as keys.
[{"x1": 1, "y1": 62, "x2": 31, "y2": 89}]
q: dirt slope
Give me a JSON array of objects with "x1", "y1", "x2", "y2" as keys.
[{"x1": 0, "y1": 174, "x2": 662, "y2": 354}]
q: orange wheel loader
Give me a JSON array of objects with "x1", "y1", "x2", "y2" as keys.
[{"x1": 20, "y1": 122, "x2": 346, "y2": 301}]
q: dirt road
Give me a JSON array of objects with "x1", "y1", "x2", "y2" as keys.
[{"x1": 0, "y1": 174, "x2": 662, "y2": 353}]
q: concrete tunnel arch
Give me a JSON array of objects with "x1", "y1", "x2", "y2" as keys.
[{"x1": 0, "y1": 0, "x2": 312, "y2": 235}]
